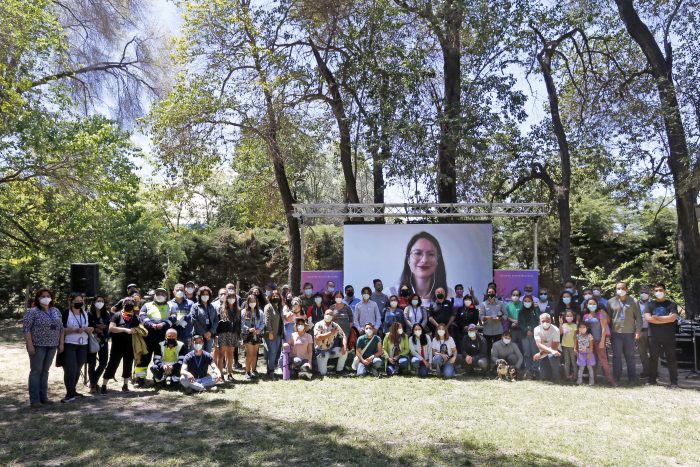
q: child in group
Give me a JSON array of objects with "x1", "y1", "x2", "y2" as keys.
[
  {"x1": 560, "y1": 310, "x2": 577, "y2": 381},
  {"x1": 575, "y1": 322, "x2": 596, "y2": 385}
]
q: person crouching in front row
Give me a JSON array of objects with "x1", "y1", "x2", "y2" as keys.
[
  {"x1": 283, "y1": 317, "x2": 314, "y2": 379},
  {"x1": 151, "y1": 328, "x2": 187, "y2": 387},
  {"x1": 180, "y1": 335, "x2": 221, "y2": 393}
]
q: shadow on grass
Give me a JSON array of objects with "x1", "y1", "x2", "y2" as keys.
[
  {"x1": 0, "y1": 389, "x2": 575, "y2": 467},
  {"x1": 0, "y1": 319, "x2": 25, "y2": 344}
]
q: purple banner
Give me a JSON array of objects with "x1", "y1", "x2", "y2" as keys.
[
  {"x1": 300, "y1": 271, "x2": 344, "y2": 294},
  {"x1": 494, "y1": 270, "x2": 539, "y2": 301}
]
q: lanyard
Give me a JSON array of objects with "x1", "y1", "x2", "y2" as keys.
[
  {"x1": 194, "y1": 354, "x2": 203, "y2": 375},
  {"x1": 70, "y1": 311, "x2": 84, "y2": 329}
]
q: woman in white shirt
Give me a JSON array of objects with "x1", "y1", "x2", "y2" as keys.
[
  {"x1": 61, "y1": 294, "x2": 93, "y2": 402},
  {"x1": 431, "y1": 323, "x2": 457, "y2": 378},
  {"x1": 409, "y1": 323, "x2": 432, "y2": 378},
  {"x1": 404, "y1": 294, "x2": 428, "y2": 333}
]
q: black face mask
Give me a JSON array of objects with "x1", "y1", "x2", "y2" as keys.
[
  {"x1": 166, "y1": 339, "x2": 177, "y2": 347},
  {"x1": 487, "y1": 293, "x2": 496, "y2": 299},
  {"x1": 271, "y1": 298, "x2": 280, "y2": 304},
  {"x1": 73, "y1": 302, "x2": 84, "y2": 308},
  {"x1": 346, "y1": 291, "x2": 354, "y2": 297},
  {"x1": 124, "y1": 304, "x2": 134, "y2": 311},
  {"x1": 401, "y1": 289, "x2": 409, "y2": 297},
  {"x1": 436, "y1": 294, "x2": 445, "y2": 300}
]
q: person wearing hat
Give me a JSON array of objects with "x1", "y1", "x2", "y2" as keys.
[
  {"x1": 135, "y1": 287, "x2": 176, "y2": 386},
  {"x1": 110, "y1": 283, "x2": 139, "y2": 313},
  {"x1": 281, "y1": 284, "x2": 291, "y2": 299},
  {"x1": 314, "y1": 309, "x2": 348, "y2": 376},
  {"x1": 283, "y1": 317, "x2": 313, "y2": 379},
  {"x1": 460, "y1": 324, "x2": 488, "y2": 374},
  {"x1": 184, "y1": 281, "x2": 197, "y2": 301},
  {"x1": 180, "y1": 335, "x2": 220, "y2": 393},
  {"x1": 637, "y1": 285, "x2": 652, "y2": 378}
]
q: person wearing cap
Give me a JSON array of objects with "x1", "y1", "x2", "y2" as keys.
[
  {"x1": 110, "y1": 283, "x2": 139, "y2": 313},
  {"x1": 637, "y1": 285, "x2": 652, "y2": 378},
  {"x1": 314, "y1": 309, "x2": 348, "y2": 376},
  {"x1": 169, "y1": 283, "x2": 194, "y2": 352},
  {"x1": 180, "y1": 335, "x2": 221, "y2": 393},
  {"x1": 151, "y1": 328, "x2": 187, "y2": 386},
  {"x1": 283, "y1": 317, "x2": 313, "y2": 379},
  {"x1": 353, "y1": 322, "x2": 384, "y2": 376},
  {"x1": 184, "y1": 281, "x2": 197, "y2": 301},
  {"x1": 281, "y1": 284, "x2": 290, "y2": 299},
  {"x1": 489, "y1": 329, "x2": 523, "y2": 371},
  {"x1": 135, "y1": 287, "x2": 176, "y2": 386},
  {"x1": 460, "y1": 324, "x2": 488, "y2": 374}
]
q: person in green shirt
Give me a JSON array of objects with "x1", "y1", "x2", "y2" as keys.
[
  {"x1": 354, "y1": 323, "x2": 383, "y2": 376},
  {"x1": 383, "y1": 322, "x2": 410, "y2": 376},
  {"x1": 506, "y1": 288, "x2": 524, "y2": 353}
]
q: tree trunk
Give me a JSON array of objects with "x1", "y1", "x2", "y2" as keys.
[
  {"x1": 309, "y1": 41, "x2": 360, "y2": 204},
  {"x1": 614, "y1": 0, "x2": 700, "y2": 318},
  {"x1": 538, "y1": 46, "x2": 572, "y2": 285}
]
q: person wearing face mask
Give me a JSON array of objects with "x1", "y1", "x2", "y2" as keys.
[
  {"x1": 506, "y1": 289, "x2": 524, "y2": 352},
  {"x1": 190, "y1": 286, "x2": 219, "y2": 355},
  {"x1": 427, "y1": 287, "x2": 454, "y2": 337},
  {"x1": 184, "y1": 281, "x2": 197, "y2": 301},
  {"x1": 60, "y1": 293, "x2": 93, "y2": 402},
  {"x1": 490, "y1": 330, "x2": 523, "y2": 372},
  {"x1": 382, "y1": 321, "x2": 410, "y2": 376},
  {"x1": 454, "y1": 293, "x2": 479, "y2": 354},
  {"x1": 370, "y1": 279, "x2": 390, "y2": 315},
  {"x1": 578, "y1": 288, "x2": 594, "y2": 314},
  {"x1": 169, "y1": 283, "x2": 195, "y2": 352},
  {"x1": 518, "y1": 295, "x2": 541, "y2": 378},
  {"x1": 110, "y1": 283, "x2": 138, "y2": 314},
  {"x1": 636, "y1": 285, "x2": 652, "y2": 378},
  {"x1": 329, "y1": 291, "x2": 354, "y2": 338},
  {"x1": 307, "y1": 293, "x2": 326, "y2": 325},
  {"x1": 300, "y1": 282, "x2": 315, "y2": 312},
  {"x1": 180, "y1": 335, "x2": 221, "y2": 393},
  {"x1": 321, "y1": 280, "x2": 336, "y2": 309},
  {"x1": 215, "y1": 291, "x2": 241, "y2": 381},
  {"x1": 460, "y1": 324, "x2": 488, "y2": 375},
  {"x1": 536, "y1": 288, "x2": 553, "y2": 316},
  {"x1": 554, "y1": 291, "x2": 576, "y2": 326},
  {"x1": 404, "y1": 294, "x2": 428, "y2": 335},
  {"x1": 583, "y1": 298, "x2": 615, "y2": 386},
  {"x1": 562, "y1": 279, "x2": 581, "y2": 307},
  {"x1": 343, "y1": 285, "x2": 360, "y2": 313},
  {"x1": 607, "y1": 281, "x2": 642, "y2": 385},
  {"x1": 101, "y1": 298, "x2": 139, "y2": 393},
  {"x1": 134, "y1": 288, "x2": 175, "y2": 386},
  {"x1": 241, "y1": 294, "x2": 265, "y2": 380},
  {"x1": 284, "y1": 297, "x2": 306, "y2": 341},
  {"x1": 87, "y1": 295, "x2": 111, "y2": 393},
  {"x1": 408, "y1": 324, "x2": 432, "y2": 377},
  {"x1": 431, "y1": 324, "x2": 457, "y2": 378},
  {"x1": 314, "y1": 309, "x2": 348, "y2": 376},
  {"x1": 591, "y1": 285, "x2": 608, "y2": 309},
  {"x1": 283, "y1": 317, "x2": 314, "y2": 379},
  {"x1": 560, "y1": 310, "x2": 578, "y2": 381},
  {"x1": 263, "y1": 290, "x2": 285, "y2": 378},
  {"x1": 151, "y1": 328, "x2": 187, "y2": 386},
  {"x1": 353, "y1": 287, "x2": 382, "y2": 334},
  {"x1": 522, "y1": 283, "x2": 539, "y2": 305},
  {"x1": 397, "y1": 285, "x2": 411, "y2": 309},
  {"x1": 452, "y1": 284, "x2": 465, "y2": 310},
  {"x1": 645, "y1": 282, "x2": 680, "y2": 389},
  {"x1": 478, "y1": 287, "x2": 507, "y2": 362},
  {"x1": 533, "y1": 313, "x2": 561, "y2": 383},
  {"x1": 353, "y1": 323, "x2": 384, "y2": 376},
  {"x1": 382, "y1": 295, "x2": 407, "y2": 335},
  {"x1": 24, "y1": 288, "x2": 64, "y2": 407}
]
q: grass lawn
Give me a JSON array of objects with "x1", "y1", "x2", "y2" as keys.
[{"x1": 2, "y1": 319, "x2": 700, "y2": 466}]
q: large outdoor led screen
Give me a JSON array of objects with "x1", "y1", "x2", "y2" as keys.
[{"x1": 343, "y1": 223, "x2": 493, "y2": 302}]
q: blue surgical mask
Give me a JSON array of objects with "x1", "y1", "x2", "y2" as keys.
[{"x1": 562, "y1": 297, "x2": 572, "y2": 305}]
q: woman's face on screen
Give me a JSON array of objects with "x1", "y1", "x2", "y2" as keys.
[{"x1": 408, "y1": 238, "x2": 439, "y2": 279}]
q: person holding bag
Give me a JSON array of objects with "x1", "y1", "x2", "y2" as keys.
[
  {"x1": 353, "y1": 323, "x2": 384, "y2": 376},
  {"x1": 87, "y1": 295, "x2": 110, "y2": 393}
]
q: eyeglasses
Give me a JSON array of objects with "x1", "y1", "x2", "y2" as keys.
[{"x1": 409, "y1": 250, "x2": 439, "y2": 261}]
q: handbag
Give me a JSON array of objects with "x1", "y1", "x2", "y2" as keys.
[
  {"x1": 88, "y1": 333, "x2": 100, "y2": 353},
  {"x1": 55, "y1": 350, "x2": 64, "y2": 368}
]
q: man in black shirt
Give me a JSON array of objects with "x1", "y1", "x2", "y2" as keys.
[
  {"x1": 428, "y1": 287, "x2": 454, "y2": 335},
  {"x1": 644, "y1": 282, "x2": 680, "y2": 389}
]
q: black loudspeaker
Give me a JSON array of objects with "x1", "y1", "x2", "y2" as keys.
[{"x1": 70, "y1": 263, "x2": 99, "y2": 297}]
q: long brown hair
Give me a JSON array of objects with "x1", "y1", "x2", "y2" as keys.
[
  {"x1": 221, "y1": 291, "x2": 240, "y2": 323},
  {"x1": 32, "y1": 288, "x2": 54, "y2": 308},
  {"x1": 388, "y1": 321, "x2": 403, "y2": 346}
]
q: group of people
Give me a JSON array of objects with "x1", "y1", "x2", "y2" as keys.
[{"x1": 22, "y1": 277, "x2": 682, "y2": 407}]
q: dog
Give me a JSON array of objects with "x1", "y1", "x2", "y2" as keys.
[
  {"x1": 495, "y1": 359, "x2": 510, "y2": 381},
  {"x1": 508, "y1": 366, "x2": 518, "y2": 382}
]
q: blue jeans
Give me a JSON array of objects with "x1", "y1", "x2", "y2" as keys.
[
  {"x1": 181, "y1": 374, "x2": 216, "y2": 392},
  {"x1": 611, "y1": 332, "x2": 637, "y2": 382},
  {"x1": 357, "y1": 357, "x2": 383, "y2": 376},
  {"x1": 432, "y1": 354, "x2": 455, "y2": 378},
  {"x1": 386, "y1": 356, "x2": 409, "y2": 376},
  {"x1": 410, "y1": 357, "x2": 430, "y2": 377},
  {"x1": 265, "y1": 336, "x2": 282, "y2": 372},
  {"x1": 28, "y1": 346, "x2": 57, "y2": 403}
]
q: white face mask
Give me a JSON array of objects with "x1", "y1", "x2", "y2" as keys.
[
  {"x1": 155, "y1": 295, "x2": 166, "y2": 303},
  {"x1": 468, "y1": 331, "x2": 476, "y2": 338},
  {"x1": 640, "y1": 293, "x2": 649, "y2": 301},
  {"x1": 186, "y1": 287, "x2": 194, "y2": 294},
  {"x1": 523, "y1": 301, "x2": 532, "y2": 309},
  {"x1": 297, "y1": 324, "x2": 306, "y2": 332},
  {"x1": 593, "y1": 290, "x2": 601, "y2": 296},
  {"x1": 437, "y1": 329, "x2": 445, "y2": 337},
  {"x1": 465, "y1": 300, "x2": 472, "y2": 307},
  {"x1": 616, "y1": 289, "x2": 626, "y2": 297},
  {"x1": 502, "y1": 338, "x2": 511, "y2": 345},
  {"x1": 200, "y1": 295, "x2": 209, "y2": 303},
  {"x1": 511, "y1": 295, "x2": 520, "y2": 302},
  {"x1": 414, "y1": 330, "x2": 422, "y2": 337},
  {"x1": 227, "y1": 298, "x2": 236, "y2": 305},
  {"x1": 175, "y1": 291, "x2": 185, "y2": 298},
  {"x1": 362, "y1": 294, "x2": 370, "y2": 301},
  {"x1": 542, "y1": 322, "x2": 551, "y2": 330},
  {"x1": 39, "y1": 297, "x2": 52, "y2": 306},
  {"x1": 94, "y1": 301, "x2": 104, "y2": 310},
  {"x1": 655, "y1": 291, "x2": 665, "y2": 300},
  {"x1": 365, "y1": 329, "x2": 373, "y2": 337},
  {"x1": 411, "y1": 300, "x2": 419, "y2": 307},
  {"x1": 193, "y1": 343, "x2": 203, "y2": 351},
  {"x1": 587, "y1": 304, "x2": 597, "y2": 312},
  {"x1": 248, "y1": 302, "x2": 255, "y2": 308},
  {"x1": 324, "y1": 314, "x2": 333, "y2": 323},
  {"x1": 397, "y1": 328, "x2": 404, "y2": 335},
  {"x1": 335, "y1": 297, "x2": 343, "y2": 304},
  {"x1": 314, "y1": 297, "x2": 322, "y2": 305},
  {"x1": 390, "y1": 301, "x2": 398, "y2": 308},
  {"x1": 583, "y1": 294, "x2": 592, "y2": 301}
]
